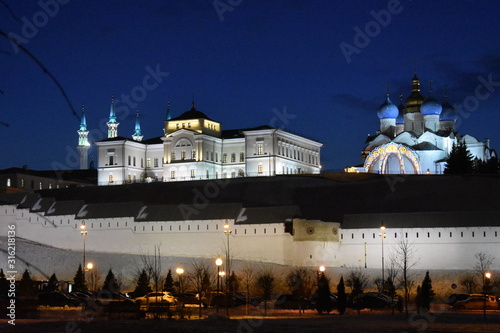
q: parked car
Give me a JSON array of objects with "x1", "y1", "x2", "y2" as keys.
[
  {"x1": 447, "y1": 293, "x2": 470, "y2": 306},
  {"x1": 274, "y1": 294, "x2": 312, "y2": 310},
  {"x1": 309, "y1": 293, "x2": 338, "y2": 313},
  {"x1": 352, "y1": 293, "x2": 396, "y2": 309},
  {"x1": 453, "y1": 294, "x2": 499, "y2": 310},
  {"x1": 83, "y1": 291, "x2": 140, "y2": 318},
  {"x1": 174, "y1": 292, "x2": 207, "y2": 307},
  {"x1": 134, "y1": 291, "x2": 176, "y2": 310},
  {"x1": 36, "y1": 291, "x2": 83, "y2": 308}
]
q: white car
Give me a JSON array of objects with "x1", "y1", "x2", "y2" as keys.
[{"x1": 134, "y1": 292, "x2": 177, "y2": 310}]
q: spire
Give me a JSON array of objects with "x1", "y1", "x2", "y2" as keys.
[
  {"x1": 166, "y1": 101, "x2": 171, "y2": 120},
  {"x1": 106, "y1": 95, "x2": 119, "y2": 138},
  {"x1": 79, "y1": 105, "x2": 88, "y2": 131},
  {"x1": 428, "y1": 80, "x2": 433, "y2": 96},
  {"x1": 108, "y1": 95, "x2": 117, "y2": 123},
  {"x1": 191, "y1": 100, "x2": 196, "y2": 111},
  {"x1": 132, "y1": 110, "x2": 143, "y2": 141},
  {"x1": 77, "y1": 104, "x2": 90, "y2": 170}
]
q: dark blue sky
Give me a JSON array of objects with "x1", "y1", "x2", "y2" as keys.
[{"x1": 1, "y1": 0, "x2": 500, "y2": 171}]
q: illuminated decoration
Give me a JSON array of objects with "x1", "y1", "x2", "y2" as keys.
[{"x1": 364, "y1": 142, "x2": 421, "y2": 174}]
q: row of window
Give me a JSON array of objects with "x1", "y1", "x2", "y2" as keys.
[
  {"x1": 277, "y1": 141, "x2": 320, "y2": 165},
  {"x1": 341, "y1": 230, "x2": 500, "y2": 240},
  {"x1": 6, "y1": 178, "x2": 61, "y2": 190}
]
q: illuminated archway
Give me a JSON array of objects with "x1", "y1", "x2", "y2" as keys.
[{"x1": 364, "y1": 143, "x2": 421, "y2": 174}]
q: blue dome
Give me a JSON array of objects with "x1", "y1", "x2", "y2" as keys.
[
  {"x1": 377, "y1": 96, "x2": 398, "y2": 119},
  {"x1": 420, "y1": 96, "x2": 442, "y2": 115},
  {"x1": 440, "y1": 102, "x2": 458, "y2": 121}
]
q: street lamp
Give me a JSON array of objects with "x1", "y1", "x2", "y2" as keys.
[
  {"x1": 215, "y1": 258, "x2": 223, "y2": 314},
  {"x1": 379, "y1": 224, "x2": 386, "y2": 287},
  {"x1": 85, "y1": 263, "x2": 94, "y2": 291},
  {"x1": 483, "y1": 272, "x2": 492, "y2": 320},
  {"x1": 224, "y1": 222, "x2": 232, "y2": 291},
  {"x1": 80, "y1": 221, "x2": 88, "y2": 283},
  {"x1": 176, "y1": 268, "x2": 184, "y2": 294},
  {"x1": 317, "y1": 265, "x2": 325, "y2": 286}
]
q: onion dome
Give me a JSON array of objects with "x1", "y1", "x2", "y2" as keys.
[
  {"x1": 405, "y1": 73, "x2": 425, "y2": 108},
  {"x1": 440, "y1": 101, "x2": 458, "y2": 121},
  {"x1": 420, "y1": 96, "x2": 442, "y2": 115},
  {"x1": 377, "y1": 95, "x2": 399, "y2": 119},
  {"x1": 420, "y1": 81, "x2": 442, "y2": 115}
]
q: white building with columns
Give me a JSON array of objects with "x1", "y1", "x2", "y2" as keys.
[{"x1": 94, "y1": 101, "x2": 322, "y2": 185}]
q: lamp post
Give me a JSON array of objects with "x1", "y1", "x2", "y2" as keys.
[
  {"x1": 483, "y1": 272, "x2": 492, "y2": 320},
  {"x1": 85, "y1": 263, "x2": 94, "y2": 291},
  {"x1": 379, "y1": 224, "x2": 386, "y2": 287},
  {"x1": 223, "y1": 222, "x2": 232, "y2": 292},
  {"x1": 216, "y1": 258, "x2": 223, "y2": 314},
  {"x1": 317, "y1": 265, "x2": 325, "y2": 286},
  {"x1": 176, "y1": 268, "x2": 184, "y2": 294},
  {"x1": 80, "y1": 221, "x2": 88, "y2": 283}
]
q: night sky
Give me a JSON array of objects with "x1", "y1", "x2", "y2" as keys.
[{"x1": 1, "y1": 1, "x2": 500, "y2": 171}]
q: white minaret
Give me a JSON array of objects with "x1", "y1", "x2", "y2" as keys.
[
  {"x1": 107, "y1": 95, "x2": 119, "y2": 138},
  {"x1": 77, "y1": 105, "x2": 90, "y2": 169}
]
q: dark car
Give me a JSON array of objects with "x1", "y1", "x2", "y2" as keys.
[
  {"x1": 309, "y1": 293, "x2": 338, "y2": 313},
  {"x1": 83, "y1": 291, "x2": 140, "y2": 318},
  {"x1": 274, "y1": 294, "x2": 312, "y2": 310},
  {"x1": 36, "y1": 291, "x2": 83, "y2": 308},
  {"x1": 447, "y1": 293, "x2": 470, "y2": 306},
  {"x1": 174, "y1": 292, "x2": 207, "y2": 307},
  {"x1": 353, "y1": 293, "x2": 395, "y2": 309}
]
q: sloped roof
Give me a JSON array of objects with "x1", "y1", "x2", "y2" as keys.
[
  {"x1": 76, "y1": 202, "x2": 143, "y2": 219},
  {"x1": 236, "y1": 206, "x2": 301, "y2": 224},
  {"x1": 136, "y1": 203, "x2": 242, "y2": 221},
  {"x1": 30, "y1": 197, "x2": 55, "y2": 213},
  {"x1": 45, "y1": 200, "x2": 85, "y2": 216}
]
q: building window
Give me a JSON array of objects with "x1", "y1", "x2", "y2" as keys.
[
  {"x1": 133, "y1": 157, "x2": 136, "y2": 166},
  {"x1": 48, "y1": 183, "x2": 52, "y2": 189},
  {"x1": 206, "y1": 150, "x2": 209, "y2": 160},
  {"x1": 450, "y1": 232, "x2": 452, "y2": 237},
  {"x1": 484, "y1": 231, "x2": 486, "y2": 237},
  {"x1": 472, "y1": 232, "x2": 475, "y2": 237},
  {"x1": 6, "y1": 178, "x2": 11, "y2": 187},
  {"x1": 257, "y1": 143, "x2": 263, "y2": 155},
  {"x1": 231, "y1": 153, "x2": 236, "y2": 163},
  {"x1": 427, "y1": 232, "x2": 430, "y2": 238},
  {"x1": 171, "y1": 151, "x2": 176, "y2": 161},
  {"x1": 372, "y1": 233, "x2": 375, "y2": 238},
  {"x1": 206, "y1": 170, "x2": 209, "y2": 179},
  {"x1": 128, "y1": 174, "x2": 131, "y2": 183},
  {"x1": 231, "y1": 171, "x2": 236, "y2": 178},
  {"x1": 181, "y1": 150, "x2": 186, "y2": 160},
  {"x1": 128, "y1": 155, "x2": 131, "y2": 165},
  {"x1": 192, "y1": 150, "x2": 196, "y2": 160},
  {"x1": 211, "y1": 152, "x2": 214, "y2": 161},
  {"x1": 109, "y1": 174, "x2": 114, "y2": 183},
  {"x1": 416, "y1": 232, "x2": 419, "y2": 238},
  {"x1": 154, "y1": 158, "x2": 159, "y2": 168},
  {"x1": 240, "y1": 152, "x2": 244, "y2": 162},
  {"x1": 109, "y1": 155, "x2": 114, "y2": 165},
  {"x1": 171, "y1": 171, "x2": 176, "y2": 179},
  {"x1": 146, "y1": 158, "x2": 151, "y2": 168},
  {"x1": 191, "y1": 170, "x2": 196, "y2": 179},
  {"x1": 216, "y1": 153, "x2": 218, "y2": 162},
  {"x1": 258, "y1": 165, "x2": 263, "y2": 174},
  {"x1": 223, "y1": 154, "x2": 227, "y2": 163},
  {"x1": 21, "y1": 179, "x2": 24, "y2": 188},
  {"x1": 141, "y1": 158, "x2": 144, "y2": 168},
  {"x1": 461, "y1": 232, "x2": 463, "y2": 237}
]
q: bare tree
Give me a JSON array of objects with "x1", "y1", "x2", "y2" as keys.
[
  {"x1": 285, "y1": 267, "x2": 315, "y2": 314},
  {"x1": 141, "y1": 245, "x2": 162, "y2": 293},
  {"x1": 345, "y1": 266, "x2": 369, "y2": 297},
  {"x1": 256, "y1": 268, "x2": 276, "y2": 316},
  {"x1": 239, "y1": 264, "x2": 257, "y2": 316},
  {"x1": 460, "y1": 272, "x2": 479, "y2": 294},
  {"x1": 185, "y1": 260, "x2": 213, "y2": 318},
  {"x1": 474, "y1": 252, "x2": 494, "y2": 278},
  {"x1": 87, "y1": 267, "x2": 102, "y2": 292},
  {"x1": 393, "y1": 233, "x2": 418, "y2": 318}
]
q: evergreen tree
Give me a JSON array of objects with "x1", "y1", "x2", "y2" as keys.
[
  {"x1": 164, "y1": 269, "x2": 174, "y2": 292},
  {"x1": 417, "y1": 271, "x2": 435, "y2": 313},
  {"x1": 102, "y1": 269, "x2": 120, "y2": 292},
  {"x1": 316, "y1": 273, "x2": 333, "y2": 314},
  {"x1": 73, "y1": 264, "x2": 87, "y2": 292},
  {"x1": 0, "y1": 269, "x2": 9, "y2": 297},
  {"x1": 19, "y1": 269, "x2": 36, "y2": 298},
  {"x1": 228, "y1": 271, "x2": 239, "y2": 293},
  {"x1": 444, "y1": 142, "x2": 474, "y2": 174},
  {"x1": 134, "y1": 269, "x2": 152, "y2": 297},
  {"x1": 337, "y1": 276, "x2": 347, "y2": 315},
  {"x1": 46, "y1": 273, "x2": 59, "y2": 292}
]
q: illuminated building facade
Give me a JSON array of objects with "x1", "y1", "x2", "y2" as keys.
[
  {"x1": 347, "y1": 73, "x2": 495, "y2": 174},
  {"x1": 94, "y1": 101, "x2": 322, "y2": 185}
]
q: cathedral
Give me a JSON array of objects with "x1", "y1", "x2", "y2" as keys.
[
  {"x1": 347, "y1": 73, "x2": 496, "y2": 174},
  {"x1": 78, "y1": 100, "x2": 323, "y2": 185}
]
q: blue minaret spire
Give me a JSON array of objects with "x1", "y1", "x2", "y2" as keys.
[
  {"x1": 77, "y1": 104, "x2": 90, "y2": 169},
  {"x1": 132, "y1": 109, "x2": 143, "y2": 141},
  {"x1": 166, "y1": 101, "x2": 171, "y2": 121},
  {"x1": 106, "y1": 95, "x2": 119, "y2": 138}
]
